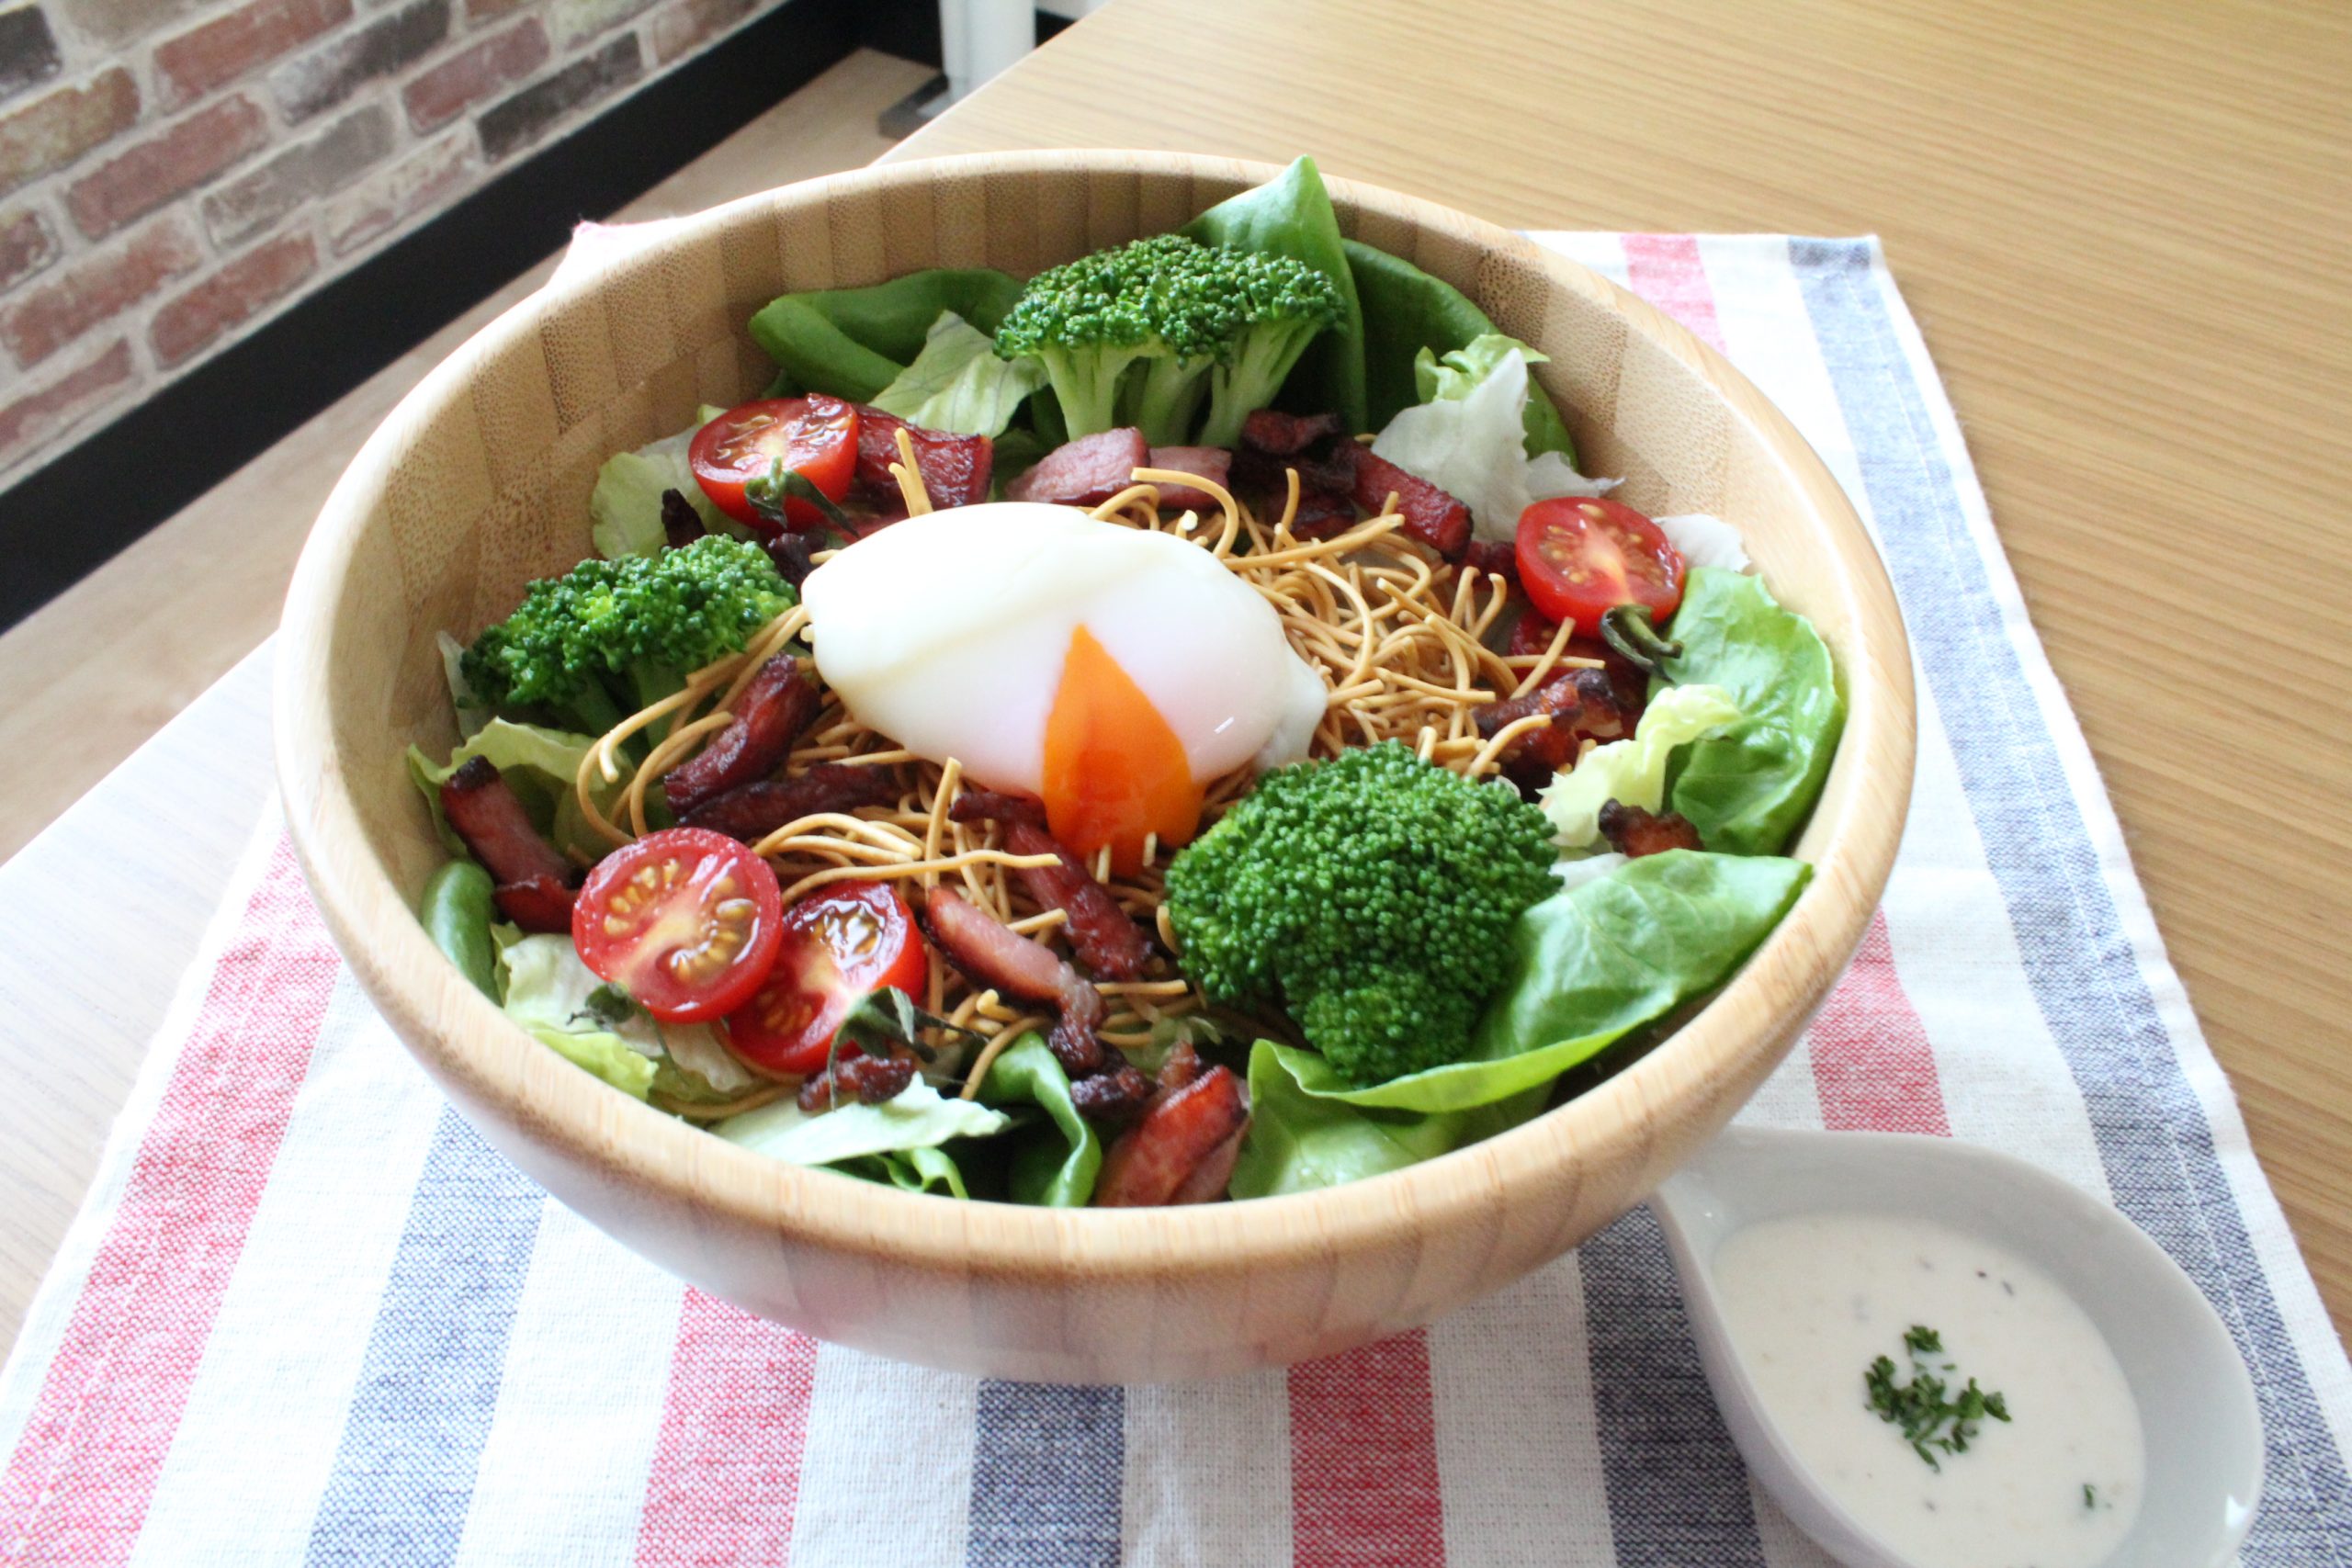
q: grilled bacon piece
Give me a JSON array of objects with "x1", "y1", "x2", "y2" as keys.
[
  {"x1": 1069, "y1": 1063, "x2": 1154, "y2": 1126},
  {"x1": 1464, "y1": 538, "x2": 1518, "y2": 585},
  {"x1": 947, "y1": 790, "x2": 1151, "y2": 981},
  {"x1": 1475, "y1": 667, "x2": 1635, "y2": 775},
  {"x1": 761, "y1": 530, "x2": 821, "y2": 587},
  {"x1": 1093, "y1": 1064, "x2": 1248, "y2": 1207},
  {"x1": 1239, "y1": 409, "x2": 1345, "y2": 457},
  {"x1": 1344, "y1": 446, "x2": 1473, "y2": 559},
  {"x1": 439, "y1": 756, "x2": 580, "y2": 931},
  {"x1": 1229, "y1": 448, "x2": 1354, "y2": 537},
  {"x1": 854, "y1": 406, "x2": 993, "y2": 509},
  {"x1": 661, "y1": 657, "x2": 820, "y2": 818},
  {"x1": 1006, "y1": 428, "x2": 1149, "y2": 508},
  {"x1": 918, "y1": 885, "x2": 1105, "y2": 1076},
  {"x1": 1143, "y1": 446, "x2": 1232, "y2": 513},
  {"x1": 1598, "y1": 802, "x2": 1704, "y2": 859},
  {"x1": 796, "y1": 1053, "x2": 917, "y2": 1111},
  {"x1": 660, "y1": 488, "x2": 706, "y2": 548},
  {"x1": 679, "y1": 763, "x2": 899, "y2": 843}
]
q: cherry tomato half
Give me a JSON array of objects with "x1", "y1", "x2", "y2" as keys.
[
  {"x1": 721, "y1": 881, "x2": 927, "y2": 1076},
  {"x1": 572, "y1": 828, "x2": 783, "y2": 1024},
  {"x1": 690, "y1": 395, "x2": 858, "y2": 532},
  {"x1": 1514, "y1": 497, "x2": 1686, "y2": 632}
]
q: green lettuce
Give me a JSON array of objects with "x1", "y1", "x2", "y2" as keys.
[
  {"x1": 835, "y1": 1145, "x2": 969, "y2": 1198},
  {"x1": 497, "y1": 933, "x2": 763, "y2": 1103},
  {"x1": 1539, "y1": 683, "x2": 1743, "y2": 850},
  {"x1": 870, "y1": 310, "x2": 1046, "y2": 437},
  {"x1": 1229, "y1": 1041, "x2": 1545, "y2": 1199},
  {"x1": 1182, "y1": 155, "x2": 1367, "y2": 434},
  {"x1": 1659, "y1": 568, "x2": 1847, "y2": 855},
  {"x1": 714, "y1": 1078, "x2": 1012, "y2": 1167},
  {"x1": 404, "y1": 717, "x2": 625, "y2": 866},
  {"x1": 588, "y1": 404, "x2": 729, "y2": 560},
  {"x1": 750, "y1": 268, "x2": 1025, "y2": 402},
  {"x1": 973, "y1": 1033, "x2": 1102, "y2": 1207},
  {"x1": 1346, "y1": 237, "x2": 1577, "y2": 460}
]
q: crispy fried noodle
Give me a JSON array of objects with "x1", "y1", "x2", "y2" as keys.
[{"x1": 571, "y1": 462, "x2": 1600, "y2": 1111}]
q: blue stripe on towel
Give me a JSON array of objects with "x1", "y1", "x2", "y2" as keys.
[
  {"x1": 1581, "y1": 1206, "x2": 1768, "y2": 1566},
  {"x1": 304, "y1": 1107, "x2": 545, "y2": 1567},
  {"x1": 966, "y1": 1382, "x2": 1124, "y2": 1568},
  {"x1": 1792, "y1": 234, "x2": 2352, "y2": 1562}
]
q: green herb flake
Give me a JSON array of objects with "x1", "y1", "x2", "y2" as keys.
[
  {"x1": 1862, "y1": 1324, "x2": 2014, "y2": 1472},
  {"x1": 2083, "y1": 1483, "x2": 2098, "y2": 1509}
]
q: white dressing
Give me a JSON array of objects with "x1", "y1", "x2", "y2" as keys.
[{"x1": 1714, "y1": 1212, "x2": 2143, "y2": 1568}]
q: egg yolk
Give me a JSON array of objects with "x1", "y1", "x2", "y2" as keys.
[{"x1": 1043, "y1": 626, "x2": 1204, "y2": 876}]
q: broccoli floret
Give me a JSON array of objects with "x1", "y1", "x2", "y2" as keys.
[
  {"x1": 460, "y1": 536, "x2": 795, "y2": 738},
  {"x1": 1163, "y1": 742, "x2": 1557, "y2": 1086},
  {"x1": 994, "y1": 234, "x2": 1340, "y2": 446}
]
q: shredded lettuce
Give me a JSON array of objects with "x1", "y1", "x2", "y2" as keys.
[
  {"x1": 870, "y1": 310, "x2": 1046, "y2": 437},
  {"x1": 1539, "y1": 683, "x2": 1743, "y2": 850},
  {"x1": 1657, "y1": 513, "x2": 1750, "y2": 573},
  {"x1": 1371, "y1": 339, "x2": 1610, "y2": 543},
  {"x1": 714, "y1": 1078, "x2": 1011, "y2": 1167},
  {"x1": 405, "y1": 717, "x2": 625, "y2": 866},
  {"x1": 589, "y1": 404, "x2": 729, "y2": 560}
]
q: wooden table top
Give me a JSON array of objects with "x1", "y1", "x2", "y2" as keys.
[{"x1": 894, "y1": 0, "x2": 2352, "y2": 1332}]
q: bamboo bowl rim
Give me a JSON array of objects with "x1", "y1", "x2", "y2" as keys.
[{"x1": 277, "y1": 151, "x2": 1915, "y2": 1285}]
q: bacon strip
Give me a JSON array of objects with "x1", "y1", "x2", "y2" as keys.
[
  {"x1": 854, "y1": 406, "x2": 993, "y2": 509},
  {"x1": 1598, "y1": 802, "x2": 1704, "y2": 858},
  {"x1": 1464, "y1": 539, "x2": 1518, "y2": 585},
  {"x1": 1143, "y1": 446, "x2": 1232, "y2": 513},
  {"x1": 1239, "y1": 409, "x2": 1344, "y2": 457},
  {"x1": 679, "y1": 763, "x2": 899, "y2": 842},
  {"x1": 439, "y1": 757, "x2": 580, "y2": 933},
  {"x1": 660, "y1": 489, "x2": 706, "y2": 548},
  {"x1": 662, "y1": 656, "x2": 820, "y2": 818},
  {"x1": 1006, "y1": 428, "x2": 1149, "y2": 507},
  {"x1": 1345, "y1": 446, "x2": 1473, "y2": 559},
  {"x1": 797, "y1": 1054, "x2": 917, "y2": 1111},
  {"x1": 761, "y1": 531, "x2": 821, "y2": 587},
  {"x1": 1093, "y1": 1065, "x2": 1248, "y2": 1206},
  {"x1": 948, "y1": 789, "x2": 1151, "y2": 980},
  {"x1": 918, "y1": 886, "x2": 1105, "y2": 1075},
  {"x1": 1069, "y1": 1063, "x2": 1153, "y2": 1125},
  {"x1": 1474, "y1": 667, "x2": 1634, "y2": 773}
]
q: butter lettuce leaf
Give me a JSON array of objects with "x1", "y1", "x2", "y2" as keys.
[
  {"x1": 589, "y1": 404, "x2": 729, "y2": 561},
  {"x1": 835, "y1": 1145, "x2": 969, "y2": 1198},
  {"x1": 870, "y1": 310, "x2": 1046, "y2": 437},
  {"x1": 1372, "y1": 344, "x2": 1607, "y2": 543},
  {"x1": 1659, "y1": 567, "x2": 1846, "y2": 856},
  {"x1": 1229, "y1": 1040, "x2": 1545, "y2": 1199},
  {"x1": 405, "y1": 716, "x2": 623, "y2": 865},
  {"x1": 1539, "y1": 683, "x2": 1743, "y2": 851},
  {"x1": 973, "y1": 1033, "x2": 1102, "y2": 1207},
  {"x1": 714, "y1": 1078, "x2": 1011, "y2": 1167}
]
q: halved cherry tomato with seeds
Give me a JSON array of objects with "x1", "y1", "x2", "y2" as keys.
[
  {"x1": 571, "y1": 828, "x2": 782, "y2": 1024},
  {"x1": 1514, "y1": 496, "x2": 1685, "y2": 632},
  {"x1": 721, "y1": 881, "x2": 927, "y2": 1077},
  {"x1": 690, "y1": 395, "x2": 858, "y2": 532}
]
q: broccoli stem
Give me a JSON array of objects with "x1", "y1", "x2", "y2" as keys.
[
  {"x1": 1126, "y1": 355, "x2": 1216, "y2": 446},
  {"x1": 1201, "y1": 321, "x2": 1326, "y2": 448},
  {"x1": 1042, "y1": 342, "x2": 1149, "y2": 438}
]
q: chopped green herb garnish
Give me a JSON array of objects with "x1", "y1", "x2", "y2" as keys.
[
  {"x1": 1863, "y1": 1323, "x2": 2013, "y2": 1471},
  {"x1": 578, "y1": 982, "x2": 640, "y2": 1027},
  {"x1": 2083, "y1": 1483, "x2": 2098, "y2": 1508}
]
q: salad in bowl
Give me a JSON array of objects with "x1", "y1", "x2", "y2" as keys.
[{"x1": 407, "y1": 158, "x2": 1843, "y2": 1213}]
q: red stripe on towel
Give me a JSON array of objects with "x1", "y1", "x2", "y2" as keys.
[
  {"x1": 1290, "y1": 1331, "x2": 1446, "y2": 1567},
  {"x1": 1622, "y1": 234, "x2": 1727, "y2": 352},
  {"x1": 0, "y1": 838, "x2": 339, "y2": 1566},
  {"x1": 1808, "y1": 909, "x2": 1951, "y2": 1135},
  {"x1": 636, "y1": 1290, "x2": 820, "y2": 1568}
]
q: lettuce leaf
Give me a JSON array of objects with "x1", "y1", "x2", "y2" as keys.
[
  {"x1": 1345, "y1": 238, "x2": 1577, "y2": 461},
  {"x1": 869, "y1": 310, "x2": 1046, "y2": 437},
  {"x1": 1539, "y1": 683, "x2": 1743, "y2": 851},
  {"x1": 589, "y1": 404, "x2": 729, "y2": 561},
  {"x1": 1657, "y1": 513, "x2": 1749, "y2": 573},
  {"x1": 834, "y1": 1145, "x2": 969, "y2": 1198},
  {"x1": 972, "y1": 1033, "x2": 1102, "y2": 1207},
  {"x1": 749, "y1": 269, "x2": 1025, "y2": 402},
  {"x1": 1181, "y1": 155, "x2": 1366, "y2": 434},
  {"x1": 405, "y1": 717, "x2": 623, "y2": 865},
  {"x1": 498, "y1": 933, "x2": 757, "y2": 1103},
  {"x1": 1659, "y1": 568, "x2": 1846, "y2": 856},
  {"x1": 715, "y1": 1077, "x2": 1011, "y2": 1166},
  {"x1": 1371, "y1": 344, "x2": 1607, "y2": 543},
  {"x1": 1228, "y1": 1040, "x2": 1545, "y2": 1199}
]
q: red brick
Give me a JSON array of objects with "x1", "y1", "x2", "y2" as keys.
[
  {"x1": 401, "y1": 17, "x2": 547, "y2": 131},
  {"x1": 478, "y1": 32, "x2": 639, "y2": 162},
  {"x1": 202, "y1": 102, "x2": 392, "y2": 248},
  {"x1": 154, "y1": 0, "x2": 356, "y2": 111},
  {"x1": 463, "y1": 0, "x2": 533, "y2": 23},
  {"x1": 270, "y1": 0, "x2": 448, "y2": 123},
  {"x1": 322, "y1": 128, "x2": 472, "y2": 254},
  {"x1": 0, "y1": 69, "x2": 140, "y2": 198},
  {"x1": 651, "y1": 0, "x2": 755, "y2": 63},
  {"x1": 64, "y1": 96, "x2": 269, "y2": 240},
  {"x1": 0, "y1": 337, "x2": 134, "y2": 465},
  {"x1": 1, "y1": 216, "x2": 200, "y2": 366},
  {"x1": 0, "y1": 205, "x2": 60, "y2": 292},
  {"x1": 149, "y1": 229, "x2": 316, "y2": 365}
]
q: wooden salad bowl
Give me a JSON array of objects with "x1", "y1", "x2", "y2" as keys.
[{"x1": 277, "y1": 151, "x2": 1915, "y2": 1382}]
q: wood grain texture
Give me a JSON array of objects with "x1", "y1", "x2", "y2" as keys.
[
  {"x1": 887, "y1": 0, "x2": 2352, "y2": 1339},
  {"x1": 275, "y1": 152, "x2": 1913, "y2": 1382}
]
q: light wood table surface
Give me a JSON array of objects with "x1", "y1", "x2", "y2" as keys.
[
  {"x1": 888, "y1": 0, "x2": 2352, "y2": 1334},
  {"x1": 2, "y1": 0, "x2": 2346, "y2": 1355}
]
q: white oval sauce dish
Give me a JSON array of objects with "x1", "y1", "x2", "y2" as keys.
[{"x1": 1653, "y1": 1125, "x2": 2264, "y2": 1568}]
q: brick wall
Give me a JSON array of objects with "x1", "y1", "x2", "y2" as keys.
[{"x1": 0, "y1": 0, "x2": 795, "y2": 479}]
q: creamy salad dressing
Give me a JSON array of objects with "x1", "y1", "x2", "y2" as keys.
[{"x1": 1714, "y1": 1213, "x2": 2143, "y2": 1568}]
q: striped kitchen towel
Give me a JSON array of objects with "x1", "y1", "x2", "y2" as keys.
[{"x1": 4, "y1": 236, "x2": 2347, "y2": 1567}]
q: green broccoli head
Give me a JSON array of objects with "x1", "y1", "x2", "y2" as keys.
[
  {"x1": 994, "y1": 234, "x2": 1340, "y2": 446},
  {"x1": 1163, "y1": 741, "x2": 1557, "y2": 1086},
  {"x1": 460, "y1": 535, "x2": 795, "y2": 737}
]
